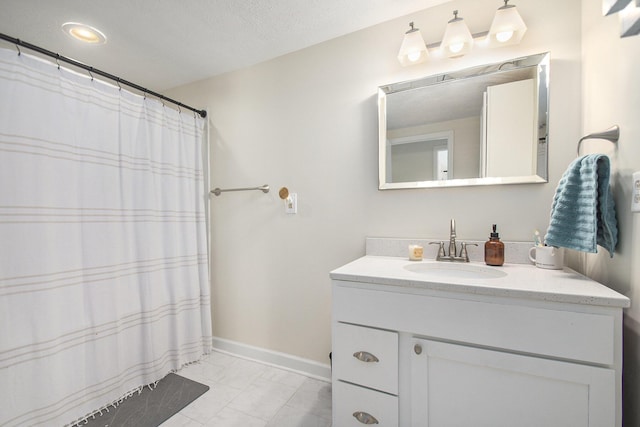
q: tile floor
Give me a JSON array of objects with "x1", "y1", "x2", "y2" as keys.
[{"x1": 160, "y1": 351, "x2": 332, "y2": 427}]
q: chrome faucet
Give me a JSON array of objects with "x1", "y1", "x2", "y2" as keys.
[
  {"x1": 449, "y1": 219, "x2": 457, "y2": 258},
  {"x1": 429, "y1": 219, "x2": 477, "y2": 262}
]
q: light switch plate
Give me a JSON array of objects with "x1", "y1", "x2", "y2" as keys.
[
  {"x1": 632, "y1": 172, "x2": 640, "y2": 213},
  {"x1": 285, "y1": 193, "x2": 297, "y2": 214}
]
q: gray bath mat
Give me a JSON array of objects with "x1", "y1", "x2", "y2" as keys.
[{"x1": 82, "y1": 373, "x2": 209, "y2": 427}]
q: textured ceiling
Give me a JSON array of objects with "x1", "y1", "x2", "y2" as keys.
[{"x1": 0, "y1": 0, "x2": 450, "y2": 91}]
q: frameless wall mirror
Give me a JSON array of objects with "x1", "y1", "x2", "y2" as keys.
[{"x1": 378, "y1": 52, "x2": 549, "y2": 189}]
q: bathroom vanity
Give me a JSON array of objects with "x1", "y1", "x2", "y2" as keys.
[{"x1": 330, "y1": 254, "x2": 630, "y2": 427}]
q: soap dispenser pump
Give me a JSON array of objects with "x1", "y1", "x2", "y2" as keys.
[{"x1": 485, "y1": 224, "x2": 505, "y2": 266}]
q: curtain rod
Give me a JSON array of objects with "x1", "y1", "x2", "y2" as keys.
[{"x1": 0, "y1": 33, "x2": 207, "y2": 118}]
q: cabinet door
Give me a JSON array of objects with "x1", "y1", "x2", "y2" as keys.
[
  {"x1": 410, "y1": 338, "x2": 615, "y2": 427},
  {"x1": 484, "y1": 78, "x2": 536, "y2": 177}
]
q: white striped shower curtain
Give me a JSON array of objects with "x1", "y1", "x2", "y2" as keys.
[{"x1": 0, "y1": 47, "x2": 212, "y2": 426}]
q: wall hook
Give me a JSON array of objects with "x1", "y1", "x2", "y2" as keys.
[{"x1": 278, "y1": 187, "x2": 289, "y2": 199}]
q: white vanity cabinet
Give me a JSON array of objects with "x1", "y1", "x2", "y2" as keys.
[{"x1": 330, "y1": 256, "x2": 630, "y2": 427}]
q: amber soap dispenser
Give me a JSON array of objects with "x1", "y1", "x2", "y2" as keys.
[{"x1": 485, "y1": 224, "x2": 505, "y2": 266}]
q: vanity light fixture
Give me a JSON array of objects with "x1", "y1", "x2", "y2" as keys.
[
  {"x1": 488, "y1": 0, "x2": 527, "y2": 47},
  {"x1": 440, "y1": 10, "x2": 474, "y2": 58},
  {"x1": 397, "y1": 22, "x2": 429, "y2": 66},
  {"x1": 397, "y1": 2, "x2": 529, "y2": 66},
  {"x1": 62, "y1": 22, "x2": 107, "y2": 44}
]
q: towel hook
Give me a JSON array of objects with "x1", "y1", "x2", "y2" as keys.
[{"x1": 577, "y1": 125, "x2": 619, "y2": 155}]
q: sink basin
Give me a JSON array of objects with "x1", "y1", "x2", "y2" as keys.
[{"x1": 403, "y1": 262, "x2": 507, "y2": 279}]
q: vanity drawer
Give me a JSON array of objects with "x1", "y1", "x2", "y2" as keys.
[
  {"x1": 333, "y1": 380, "x2": 398, "y2": 427},
  {"x1": 333, "y1": 322, "x2": 398, "y2": 394}
]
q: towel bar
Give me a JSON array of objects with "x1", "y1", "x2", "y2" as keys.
[
  {"x1": 577, "y1": 125, "x2": 619, "y2": 155},
  {"x1": 210, "y1": 185, "x2": 270, "y2": 196}
]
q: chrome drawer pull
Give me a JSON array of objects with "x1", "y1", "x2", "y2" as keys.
[
  {"x1": 353, "y1": 411, "x2": 379, "y2": 424},
  {"x1": 353, "y1": 351, "x2": 379, "y2": 363}
]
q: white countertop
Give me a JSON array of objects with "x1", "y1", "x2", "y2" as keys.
[{"x1": 330, "y1": 256, "x2": 630, "y2": 308}]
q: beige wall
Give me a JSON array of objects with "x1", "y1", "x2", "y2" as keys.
[
  {"x1": 165, "y1": 1, "x2": 640, "y2": 421},
  {"x1": 168, "y1": 0, "x2": 583, "y2": 368},
  {"x1": 581, "y1": 1, "x2": 640, "y2": 425}
]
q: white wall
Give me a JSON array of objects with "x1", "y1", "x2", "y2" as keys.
[
  {"x1": 388, "y1": 116, "x2": 481, "y2": 179},
  {"x1": 168, "y1": 0, "x2": 582, "y2": 367},
  {"x1": 581, "y1": 1, "x2": 640, "y2": 425}
]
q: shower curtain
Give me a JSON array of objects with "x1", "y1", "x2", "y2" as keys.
[{"x1": 0, "y1": 47, "x2": 212, "y2": 426}]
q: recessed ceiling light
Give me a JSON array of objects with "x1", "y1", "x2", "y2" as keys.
[{"x1": 62, "y1": 22, "x2": 107, "y2": 44}]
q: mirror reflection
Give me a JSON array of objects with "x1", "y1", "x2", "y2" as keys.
[{"x1": 379, "y1": 52, "x2": 549, "y2": 189}]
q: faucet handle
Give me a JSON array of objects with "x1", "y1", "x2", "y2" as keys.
[
  {"x1": 429, "y1": 241, "x2": 446, "y2": 260},
  {"x1": 459, "y1": 242, "x2": 478, "y2": 262}
]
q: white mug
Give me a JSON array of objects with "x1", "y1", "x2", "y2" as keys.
[{"x1": 529, "y1": 246, "x2": 564, "y2": 270}]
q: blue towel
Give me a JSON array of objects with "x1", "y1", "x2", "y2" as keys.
[{"x1": 545, "y1": 154, "x2": 618, "y2": 257}]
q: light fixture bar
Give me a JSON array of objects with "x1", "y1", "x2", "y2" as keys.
[{"x1": 426, "y1": 31, "x2": 489, "y2": 50}]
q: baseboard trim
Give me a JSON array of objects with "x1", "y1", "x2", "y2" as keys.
[{"x1": 211, "y1": 336, "x2": 331, "y2": 381}]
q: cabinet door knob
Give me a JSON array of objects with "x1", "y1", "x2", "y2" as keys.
[
  {"x1": 414, "y1": 344, "x2": 422, "y2": 355},
  {"x1": 353, "y1": 411, "x2": 379, "y2": 424},
  {"x1": 352, "y1": 351, "x2": 379, "y2": 363}
]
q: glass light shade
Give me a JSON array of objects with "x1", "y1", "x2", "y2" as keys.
[
  {"x1": 602, "y1": 0, "x2": 632, "y2": 16},
  {"x1": 488, "y1": 5, "x2": 527, "y2": 47},
  {"x1": 620, "y1": 1, "x2": 640, "y2": 37},
  {"x1": 397, "y1": 25, "x2": 428, "y2": 66},
  {"x1": 441, "y1": 15, "x2": 474, "y2": 58}
]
